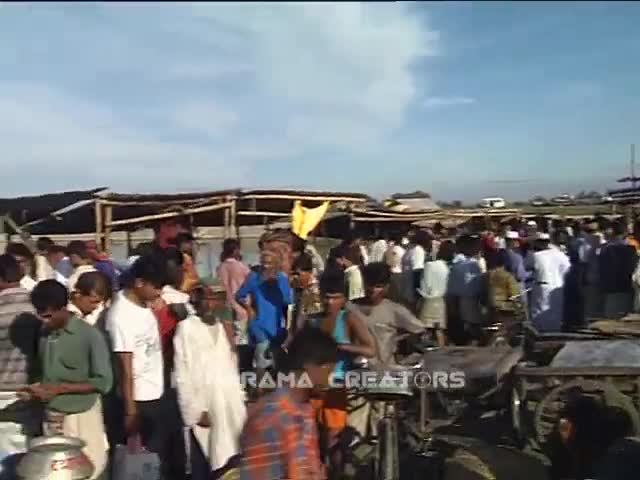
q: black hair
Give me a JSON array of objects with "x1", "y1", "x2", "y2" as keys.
[
  {"x1": 319, "y1": 268, "x2": 346, "y2": 295},
  {"x1": 175, "y1": 232, "x2": 195, "y2": 247},
  {"x1": 284, "y1": 326, "x2": 339, "y2": 372},
  {"x1": 162, "y1": 247, "x2": 185, "y2": 288},
  {"x1": 390, "y1": 232, "x2": 404, "y2": 244},
  {"x1": 0, "y1": 254, "x2": 21, "y2": 283},
  {"x1": 437, "y1": 240, "x2": 456, "y2": 263},
  {"x1": 613, "y1": 221, "x2": 627, "y2": 237},
  {"x1": 293, "y1": 252, "x2": 314, "y2": 273},
  {"x1": 31, "y1": 279, "x2": 69, "y2": 312},
  {"x1": 122, "y1": 254, "x2": 168, "y2": 289},
  {"x1": 190, "y1": 285, "x2": 207, "y2": 312},
  {"x1": 486, "y1": 249, "x2": 509, "y2": 270},
  {"x1": 67, "y1": 240, "x2": 89, "y2": 259},
  {"x1": 163, "y1": 247, "x2": 184, "y2": 267},
  {"x1": 291, "y1": 234, "x2": 307, "y2": 254},
  {"x1": 342, "y1": 230, "x2": 357, "y2": 245},
  {"x1": 75, "y1": 271, "x2": 112, "y2": 299},
  {"x1": 36, "y1": 237, "x2": 54, "y2": 252},
  {"x1": 220, "y1": 238, "x2": 241, "y2": 262},
  {"x1": 362, "y1": 262, "x2": 391, "y2": 287},
  {"x1": 131, "y1": 242, "x2": 154, "y2": 257},
  {"x1": 336, "y1": 244, "x2": 361, "y2": 265},
  {"x1": 5, "y1": 242, "x2": 34, "y2": 260},
  {"x1": 414, "y1": 229, "x2": 432, "y2": 249},
  {"x1": 47, "y1": 245, "x2": 68, "y2": 256}
]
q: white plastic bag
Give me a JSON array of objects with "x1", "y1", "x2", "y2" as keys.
[{"x1": 112, "y1": 438, "x2": 160, "y2": 480}]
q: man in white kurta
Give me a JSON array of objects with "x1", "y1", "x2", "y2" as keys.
[
  {"x1": 528, "y1": 233, "x2": 571, "y2": 332},
  {"x1": 369, "y1": 238, "x2": 388, "y2": 264},
  {"x1": 173, "y1": 297, "x2": 246, "y2": 479}
]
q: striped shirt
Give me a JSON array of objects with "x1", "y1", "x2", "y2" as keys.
[
  {"x1": 238, "y1": 388, "x2": 326, "y2": 480},
  {"x1": 0, "y1": 287, "x2": 41, "y2": 388}
]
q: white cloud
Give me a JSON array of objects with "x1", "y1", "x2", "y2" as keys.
[
  {"x1": 0, "y1": 3, "x2": 437, "y2": 194},
  {"x1": 171, "y1": 102, "x2": 239, "y2": 138},
  {"x1": 168, "y1": 63, "x2": 253, "y2": 80},
  {"x1": 0, "y1": 84, "x2": 252, "y2": 195},
  {"x1": 423, "y1": 96, "x2": 476, "y2": 109}
]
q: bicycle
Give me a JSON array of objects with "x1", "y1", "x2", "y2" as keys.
[{"x1": 486, "y1": 287, "x2": 533, "y2": 348}]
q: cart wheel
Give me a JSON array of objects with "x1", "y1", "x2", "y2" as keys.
[
  {"x1": 509, "y1": 385, "x2": 525, "y2": 448},
  {"x1": 533, "y1": 379, "x2": 619, "y2": 455}
]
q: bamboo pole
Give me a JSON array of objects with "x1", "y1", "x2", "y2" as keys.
[
  {"x1": 126, "y1": 230, "x2": 132, "y2": 257},
  {"x1": 99, "y1": 193, "x2": 238, "y2": 207},
  {"x1": 95, "y1": 200, "x2": 103, "y2": 249},
  {"x1": 236, "y1": 211, "x2": 291, "y2": 217},
  {"x1": 224, "y1": 204, "x2": 230, "y2": 239},
  {"x1": 106, "y1": 202, "x2": 234, "y2": 228},
  {"x1": 242, "y1": 193, "x2": 367, "y2": 203},
  {"x1": 230, "y1": 197, "x2": 240, "y2": 241},
  {"x1": 104, "y1": 203, "x2": 113, "y2": 255}
]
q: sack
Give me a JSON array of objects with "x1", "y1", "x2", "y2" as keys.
[{"x1": 112, "y1": 440, "x2": 160, "y2": 480}]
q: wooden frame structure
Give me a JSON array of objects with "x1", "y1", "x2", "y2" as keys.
[
  {"x1": 94, "y1": 190, "x2": 241, "y2": 252},
  {"x1": 90, "y1": 189, "x2": 370, "y2": 253}
]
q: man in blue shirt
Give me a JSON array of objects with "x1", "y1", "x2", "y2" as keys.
[{"x1": 236, "y1": 249, "x2": 292, "y2": 378}]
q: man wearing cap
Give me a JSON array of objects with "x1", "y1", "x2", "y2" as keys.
[
  {"x1": 527, "y1": 232, "x2": 571, "y2": 332},
  {"x1": 518, "y1": 220, "x2": 539, "y2": 258},
  {"x1": 504, "y1": 231, "x2": 528, "y2": 285}
]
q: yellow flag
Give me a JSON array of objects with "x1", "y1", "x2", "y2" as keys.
[{"x1": 291, "y1": 200, "x2": 330, "y2": 240}]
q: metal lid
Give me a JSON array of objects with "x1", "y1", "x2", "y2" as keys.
[{"x1": 29, "y1": 436, "x2": 86, "y2": 451}]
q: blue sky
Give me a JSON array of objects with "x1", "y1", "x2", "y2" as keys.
[{"x1": 1, "y1": 2, "x2": 639, "y2": 201}]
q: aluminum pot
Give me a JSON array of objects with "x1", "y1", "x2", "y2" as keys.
[{"x1": 16, "y1": 436, "x2": 94, "y2": 480}]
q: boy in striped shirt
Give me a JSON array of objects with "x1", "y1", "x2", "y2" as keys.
[{"x1": 234, "y1": 327, "x2": 338, "y2": 480}]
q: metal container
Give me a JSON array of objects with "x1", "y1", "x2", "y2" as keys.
[
  {"x1": 375, "y1": 403, "x2": 400, "y2": 480},
  {"x1": 16, "y1": 436, "x2": 94, "y2": 480}
]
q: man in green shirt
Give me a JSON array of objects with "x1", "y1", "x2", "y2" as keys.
[{"x1": 20, "y1": 280, "x2": 113, "y2": 479}]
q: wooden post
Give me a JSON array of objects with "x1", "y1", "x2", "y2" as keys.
[
  {"x1": 104, "y1": 203, "x2": 113, "y2": 255},
  {"x1": 95, "y1": 200, "x2": 103, "y2": 249},
  {"x1": 231, "y1": 197, "x2": 240, "y2": 242},
  {"x1": 126, "y1": 230, "x2": 132, "y2": 257},
  {"x1": 224, "y1": 205, "x2": 230, "y2": 239}
]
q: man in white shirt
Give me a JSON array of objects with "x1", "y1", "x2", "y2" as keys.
[
  {"x1": 527, "y1": 232, "x2": 571, "y2": 332},
  {"x1": 174, "y1": 285, "x2": 246, "y2": 480},
  {"x1": 369, "y1": 237, "x2": 388, "y2": 264},
  {"x1": 384, "y1": 236, "x2": 407, "y2": 304},
  {"x1": 66, "y1": 241, "x2": 97, "y2": 292},
  {"x1": 106, "y1": 254, "x2": 174, "y2": 477},
  {"x1": 401, "y1": 230, "x2": 430, "y2": 309},
  {"x1": 35, "y1": 237, "x2": 56, "y2": 281},
  {"x1": 336, "y1": 244, "x2": 365, "y2": 301}
]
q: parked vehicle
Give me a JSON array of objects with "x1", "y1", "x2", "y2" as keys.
[
  {"x1": 479, "y1": 197, "x2": 506, "y2": 209},
  {"x1": 550, "y1": 194, "x2": 574, "y2": 205}
]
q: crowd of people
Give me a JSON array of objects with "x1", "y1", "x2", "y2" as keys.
[{"x1": 1, "y1": 216, "x2": 640, "y2": 479}]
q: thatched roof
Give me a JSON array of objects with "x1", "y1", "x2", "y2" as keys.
[
  {"x1": 0, "y1": 188, "x2": 106, "y2": 227},
  {"x1": 98, "y1": 189, "x2": 240, "y2": 204}
]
